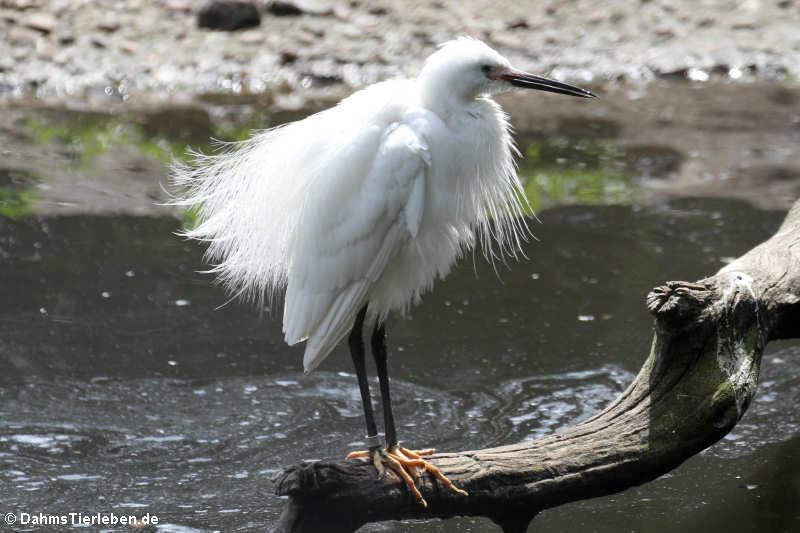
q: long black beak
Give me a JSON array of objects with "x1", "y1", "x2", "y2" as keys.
[{"x1": 498, "y1": 69, "x2": 596, "y2": 98}]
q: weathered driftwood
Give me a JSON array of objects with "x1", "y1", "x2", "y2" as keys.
[{"x1": 272, "y1": 199, "x2": 800, "y2": 533}]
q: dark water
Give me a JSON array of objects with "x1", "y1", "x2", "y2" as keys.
[{"x1": 1, "y1": 196, "x2": 798, "y2": 532}]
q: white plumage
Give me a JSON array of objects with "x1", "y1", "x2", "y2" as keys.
[{"x1": 170, "y1": 38, "x2": 592, "y2": 373}]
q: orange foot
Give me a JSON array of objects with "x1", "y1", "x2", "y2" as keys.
[{"x1": 347, "y1": 445, "x2": 468, "y2": 506}]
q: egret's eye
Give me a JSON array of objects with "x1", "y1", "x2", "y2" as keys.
[{"x1": 481, "y1": 65, "x2": 493, "y2": 77}]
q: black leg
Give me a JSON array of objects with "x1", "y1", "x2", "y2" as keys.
[
  {"x1": 371, "y1": 320, "x2": 397, "y2": 449},
  {"x1": 349, "y1": 304, "x2": 380, "y2": 445}
]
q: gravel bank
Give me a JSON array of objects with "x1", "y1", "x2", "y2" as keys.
[{"x1": 1, "y1": 0, "x2": 799, "y2": 107}]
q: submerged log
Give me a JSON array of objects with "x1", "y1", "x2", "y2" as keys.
[{"x1": 272, "y1": 199, "x2": 800, "y2": 533}]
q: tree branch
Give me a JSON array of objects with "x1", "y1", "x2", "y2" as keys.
[{"x1": 271, "y1": 199, "x2": 800, "y2": 533}]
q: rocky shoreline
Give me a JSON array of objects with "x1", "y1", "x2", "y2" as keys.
[{"x1": 1, "y1": 0, "x2": 799, "y2": 109}]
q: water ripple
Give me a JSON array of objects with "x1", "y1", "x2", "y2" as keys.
[
  {"x1": 0, "y1": 372, "x2": 466, "y2": 530},
  {"x1": 1, "y1": 347, "x2": 796, "y2": 531},
  {"x1": 451, "y1": 365, "x2": 635, "y2": 449}
]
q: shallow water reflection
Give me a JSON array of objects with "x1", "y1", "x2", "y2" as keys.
[{"x1": 1, "y1": 198, "x2": 797, "y2": 532}]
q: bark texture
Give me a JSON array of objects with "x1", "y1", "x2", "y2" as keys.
[{"x1": 272, "y1": 199, "x2": 800, "y2": 533}]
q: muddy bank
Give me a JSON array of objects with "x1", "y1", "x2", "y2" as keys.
[
  {"x1": 1, "y1": 0, "x2": 799, "y2": 106},
  {"x1": 503, "y1": 81, "x2": 800, "y2": 211},
  {"x1": 1, "y1": 80, "x2": 797, "y2": 220}
]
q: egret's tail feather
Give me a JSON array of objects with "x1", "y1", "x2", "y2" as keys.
[{"x1": 167, "y1": 122, "x2": 326, "y2": 309}]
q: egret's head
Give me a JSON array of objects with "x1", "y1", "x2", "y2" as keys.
[{"x1": 419, "y1": 37, "x2": 595, "y2": 104}]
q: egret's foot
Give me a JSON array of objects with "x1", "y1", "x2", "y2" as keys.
[{"x1": 346, "y1": 445, "x2": 468, "y2": 507}]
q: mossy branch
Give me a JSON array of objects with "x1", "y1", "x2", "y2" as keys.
[{"x1": 271, "y1": 198, "x2": 800, "y2": 533}]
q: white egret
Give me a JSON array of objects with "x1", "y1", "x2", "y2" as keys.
[{"x1": 171, "y1": 37, "x2": 595, "y2": 506}]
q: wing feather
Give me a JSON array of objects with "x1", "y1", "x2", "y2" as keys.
[
  {"x1": 282, "y1": 123, "x2": 429, "y2": 372},
  {"x1": 301, "y1": 222, "x2": 404, "y2": 372}
]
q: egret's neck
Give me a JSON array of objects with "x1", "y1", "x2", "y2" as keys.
[{"x1": 417, "y1": 75, "x2": 479, "y2": 123}]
